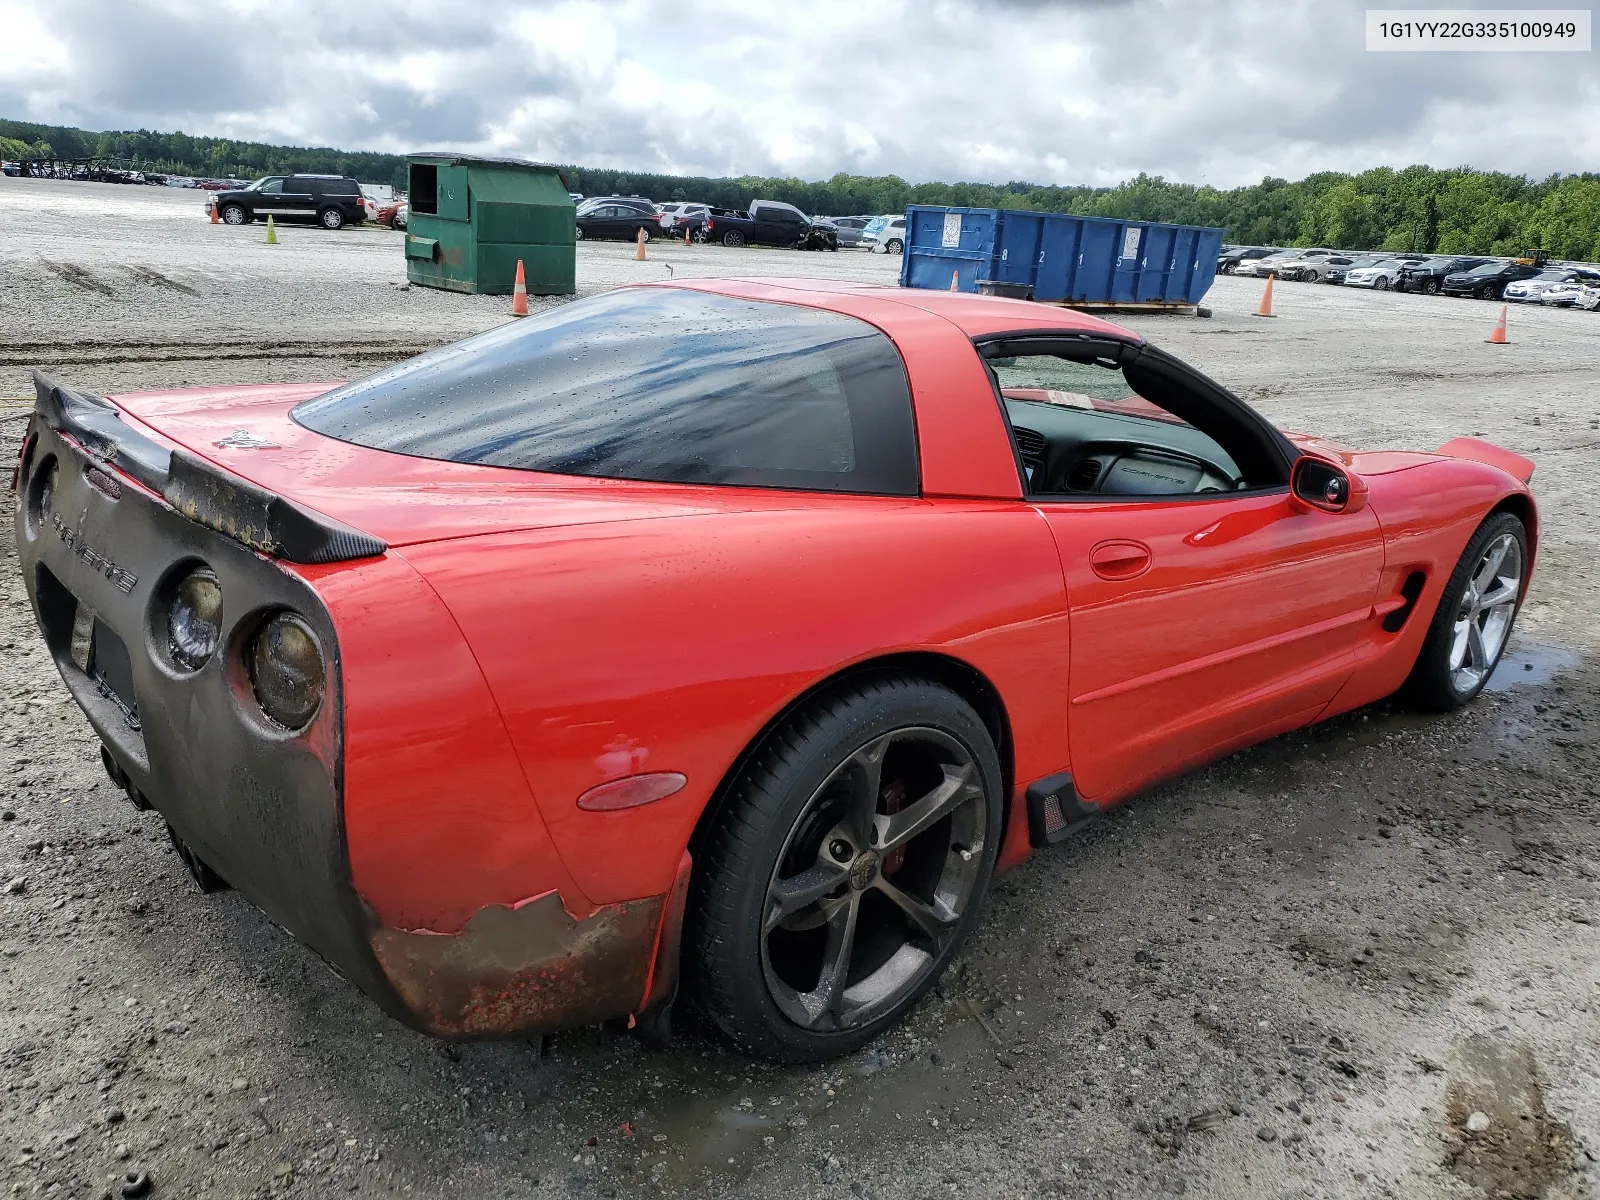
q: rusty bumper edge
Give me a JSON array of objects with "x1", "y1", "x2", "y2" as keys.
[{"x1": 367, "y1": 870, "x2": 693, "y2": 1040}]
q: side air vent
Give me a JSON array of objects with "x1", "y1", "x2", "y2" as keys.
[
  {"x1": 1013, "y1": 427, "x2": 1045, "y2": 462},
  {"x1": 1067, "y1": 458, "x2": 1103, "y2": 491}
]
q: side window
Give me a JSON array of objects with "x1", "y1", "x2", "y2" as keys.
[
  {"x1": 985, "y1": 344, "x2": 1287, "y2": 498},
  {"x1": 258, "y1": 179, "x2": 283, "y2": 194}
]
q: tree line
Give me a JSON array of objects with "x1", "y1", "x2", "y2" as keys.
[{"x1": 5, "y1": 118, "x2": 1599, "y2": 261}]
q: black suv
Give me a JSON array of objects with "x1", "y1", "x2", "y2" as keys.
[
  {"x1": 1397, "y1": 256, "x2": 1494, "y2": 295},
  {"x1": 210, "y1": 175, "x2": 369, "y2": 229}
]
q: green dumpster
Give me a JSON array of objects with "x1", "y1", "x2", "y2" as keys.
[{"x1": 403, "y1": 153, "x2": 575, "y2": 296}]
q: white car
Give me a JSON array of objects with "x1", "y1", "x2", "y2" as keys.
[
  {"x1": 1342, "y1": 257, "x2": 1427, "y2": 290},
  {"x1": 1537, "y1": 280, "x2": 1589, "y2": 306},
  {"x1": 657, "y1": 202, "x2": 711, "y2": 233},
  {"x1": 1504, "y1": 267, "x2": 1600, "y2": 303},
  {"x1": 1235, "y1": 249, "x2": 1333, "y2": 278},
  {"x1": 1574, "y1": 283, "x2": 1600, "y2": 311},
  {"x1": 860, "y1": 215, "x2": 906, "y2": 254}
]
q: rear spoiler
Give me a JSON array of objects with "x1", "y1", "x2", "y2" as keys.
[
  {"x1": 31, "y1": 370, "x2": 387, "y2": 564},
  {"x1": 1434, "y1": 437, "x2": 1535, "y2": 485}
]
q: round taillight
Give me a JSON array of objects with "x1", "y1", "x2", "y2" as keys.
[
  {"x1": 167, "y1": 568, "x2": 224, "y2": 670},
  {"x1": 248, "y1": 612, "x2": 324, "y2": 730}
]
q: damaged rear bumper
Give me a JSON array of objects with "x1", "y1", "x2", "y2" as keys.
[{"x1": 13, "y1": 399, "x2": 689, "y2": 1042}]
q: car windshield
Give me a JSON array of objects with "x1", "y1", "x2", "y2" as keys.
[
  {"x1": 1463, "y1": 263, "x2": 1505, "y2": 276},
  {"x1": 292, "y1": 288, "x2": 919, "y2": 495}
]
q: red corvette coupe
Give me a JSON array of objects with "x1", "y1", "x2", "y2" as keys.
[{"x1": 13, "y1": 279, "x2": 1535, "y2": 1062}]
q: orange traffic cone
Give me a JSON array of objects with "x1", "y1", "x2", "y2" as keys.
[
  {"x1": 1255, "y1": 274, "x2": 1275, "y2": 317},
  {"x1": 1486, "y1": 304, "x2": 1508, "y2": 344},
  {"x1": 511, "y1": 259, "x2": 528, "y2": 317},
  {"x1": 949, "y1": 270, "x2": 960, "y2": 292},
  {"x1": 635, "y1": 228, "x2": 647, "y2": 261},
  {"x1": 683, "y1": 222, "x2": 691, "y2": 247},
  {"x1": 209, "y1": 203, "x2": 218, "y2": 225}
]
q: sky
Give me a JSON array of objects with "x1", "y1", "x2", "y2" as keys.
[{"x1": 2, "y1": 0, "x2": 1597, "y2": 188}]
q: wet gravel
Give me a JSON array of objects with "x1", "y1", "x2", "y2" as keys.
[{"x1": 4, "y1": 176, "x2": 1600, "y2": 1200}]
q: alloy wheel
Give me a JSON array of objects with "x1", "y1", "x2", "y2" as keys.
[
  {"x1": 760, "y1": 727, "x2": 988, "y2": 1033},
  {"x1": 1449, "y1": 532, "x2": 1521, "y2": 693}
]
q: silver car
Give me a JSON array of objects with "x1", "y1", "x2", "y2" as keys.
[{"x1": 1343, "y1": 257, "x2": 1428, "y2": 290}]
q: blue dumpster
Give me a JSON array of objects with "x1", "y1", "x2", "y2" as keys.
[{"x1": 899, "y1": 206, "x2": 1225, "y2": 308}]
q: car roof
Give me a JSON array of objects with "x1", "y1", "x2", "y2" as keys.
[{"x1": 648, "y1": 277, "x2": 1143, "y2": 342}]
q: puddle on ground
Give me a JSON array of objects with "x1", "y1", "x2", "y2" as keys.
[{"x1": 1485, "y1": 639, "x2": 1581, "y2": 692}]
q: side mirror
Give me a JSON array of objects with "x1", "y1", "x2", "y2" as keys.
[{"x1": 1290, "y1": 455, "x2": 1368, "y2": 515}]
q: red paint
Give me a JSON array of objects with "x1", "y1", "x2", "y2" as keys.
[{"x1": 101, "y1": 280, "x2": 1538, "y2": 1034}]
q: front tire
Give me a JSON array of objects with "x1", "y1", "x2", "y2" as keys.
[
  {"x1": 221, "y1": 204, "x2": 248, "y2": 225},
  {"x1": 1422, "y1": 278, "x2": 1440, "y2": 295},
  {"x1": 1373, "y1": 275, "x2": 1390, "y2": 291},
  {"x1": 1404, "y1": 512, "x2": 1526, "y2": 711},
  {"x1": 1478, "y1": 284, "x2": 1497, "y2": 300},
  {"x1": 690, "y1": 675, "x2": 1003, "y2": 1062}
]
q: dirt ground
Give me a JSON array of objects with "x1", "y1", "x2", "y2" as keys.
[{"x1": 3, "y1": 176, "x2": 1599, "y2": 1200}]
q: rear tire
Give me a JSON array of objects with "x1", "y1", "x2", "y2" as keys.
[
  {"x1": 1403, "y1": 512, "x2": 1526, "y2": 712},
  {"x1": 690, "y1": 674, "x2": 1003, "y2": 1063},
  {"x1": 319, "y1": 207, "x2": 345, "y2": 230},
  {"x1": 886, "y1": 238, "x2": 904, "y2": 255},
  {"x1": 722, "y1": 230, "x2": 745, "y2": 247}
]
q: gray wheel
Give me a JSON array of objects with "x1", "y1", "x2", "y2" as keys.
[
  {"x1": 574, "y1": 225, "x2": 584, "y2": 240},
  {"x1": 220, "y1": 204, "x2": 247, "y2": 225},
  {"x1": 1373, "y1": 275, "x2": 1389, "y2": 291},
  {"x1": 319, "y1": 207, "x2": 345, "y2": 230},
  {"x1": 691, "y1": 675, "x2": 1001, "y2": 1062},
  {"x1": 1422, "y1": 278, "x2": 1441, "y2": 295},
  {"x1": 722, "y1": 229, "x2": 745, "y2": 248},
  {"x1": 1406, "y1": 513, "x2": 1525, "y2": 710},
  {"x1": 885, "y1": 238, "x2": 903, "y2": 255}
]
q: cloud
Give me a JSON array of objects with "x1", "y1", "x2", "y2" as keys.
[{"x1": 0, "y1": 0, "x2": 1595, "y2": 186}]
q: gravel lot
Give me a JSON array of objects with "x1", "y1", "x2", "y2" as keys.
[{"x1": 3, "y1": 177, "x2": 1599, "y2": 1200}]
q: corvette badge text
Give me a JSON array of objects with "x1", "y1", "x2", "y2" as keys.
[{"x1": 52, "y1": 514, "x2": 138, "y2": 594}]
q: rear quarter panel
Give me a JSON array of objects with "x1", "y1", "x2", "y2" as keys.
[{"x1": 399, "y1": 498, "x2": 1072, "y2": 906}]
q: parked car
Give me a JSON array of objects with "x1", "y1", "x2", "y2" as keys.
[
  {"x1": 1323, "y1": 255, "x2": 1387, "y2": 285},
  {"x1": 0, "y1": 160, "x2": 19, "y2": 177},
  {"x1": 1395, "y1": 256, "x2": 1495, "y2": 295},
  {"x1": 1442, "y1": 259, "x2": 1546, "y2": 300},
  {"x1": 1536, "y1": 279, "x2": 1590, "y2": 307},
  {"x1": 704, "y1": 201, "x2": 837, "y2": 250},
  {"x1": 576, "y1": 201, "x2": 662, "y2": 242},
  {"x1": 825, "y1": 216, "x2": 874, "y2": 248},
  {"x1": 1278, "y1": 252, "x2": 1352, "y2": 283},
  {"x1": 860, "y1": 215, "x2": 906, "y2": 254},
  {"x1": 375, "y1": 200, "x2": 406, "y2": 229},
  {"x1": 1342, "y1": 256, "x2": 1428, "y2": 290},
  {"x1": 393, "y1": 203, "x2": 407, "y2": 231},
  {"x1": 1234, "y1": 249, "x2": 1332, "y2": 279},
  {"x1": 17, "y1": 281, "x2": 1537, "y2": 1060},
  {"x1": 1217, "y1": 247, "x2": 1279, "y2": 274},
  {"x1": 577, "y1": 196, "x2": 654, "y2": 217},
  {"x1": 1576, "y1": 283, "x2": 1600, "y2": 311},
  {"x1": 657, "y1": 202, "x2": 712, "y2": 234},
  {"x1": 1502, "y1": 267, "x2": 1600, "y2": 303},
  {"x1": 208, "y1": 175, "x2": 370, "y2": 229}
]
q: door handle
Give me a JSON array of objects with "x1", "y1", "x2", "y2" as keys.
[{"x1": 1089, "y1": 539, "x2": 1152, "y2": 580}]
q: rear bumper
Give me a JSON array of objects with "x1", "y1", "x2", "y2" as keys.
[{"x1": 13, "y1": 411, "x2": 684, "y2": 1040}]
